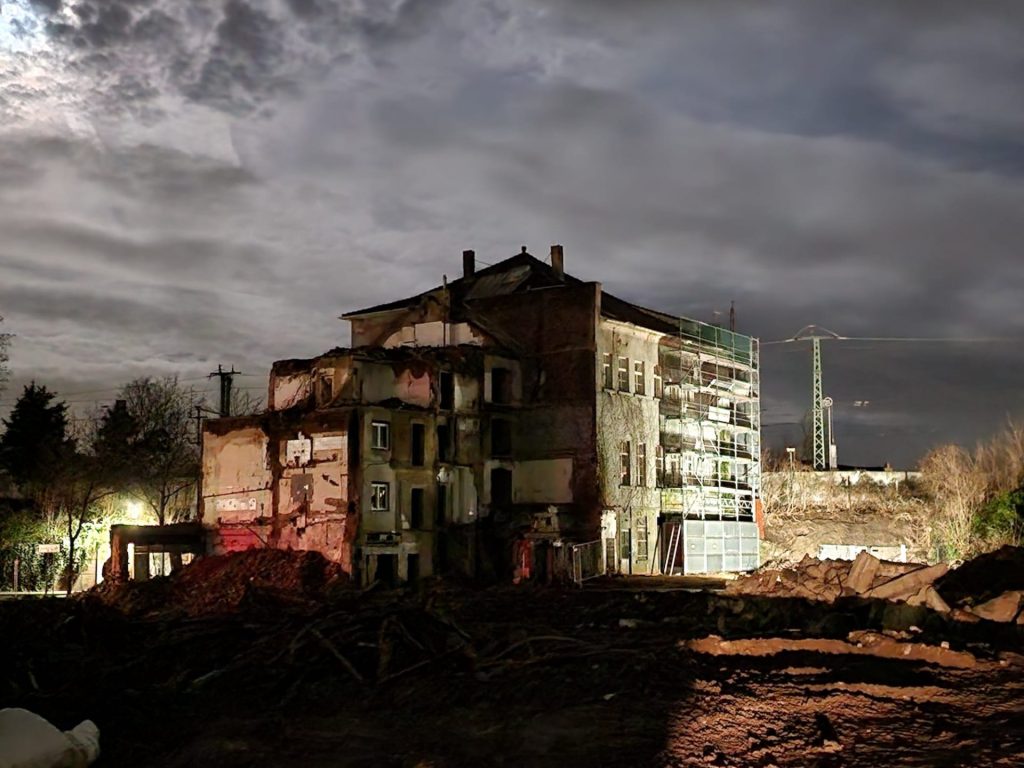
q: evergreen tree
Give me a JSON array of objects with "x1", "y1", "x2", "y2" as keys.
[{"x1": 0, "y1": 382, "x2": 74, "y2": 493}]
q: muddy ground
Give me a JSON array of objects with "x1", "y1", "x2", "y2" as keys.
[{"x1": 2, "y1": 578, "x2": 1023, "y2": 767}]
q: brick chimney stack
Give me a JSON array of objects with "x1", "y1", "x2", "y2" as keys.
[
  {"x1": 463, "y1": 249, "x2": 475, "y2": 278},
  {"x1": 550, "y1": 244, "x2": 564, "y2": 281}
]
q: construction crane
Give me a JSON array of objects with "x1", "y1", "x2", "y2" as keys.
[{"x1": 764, "y1": 327, "x2": 1009, "y2": 471}]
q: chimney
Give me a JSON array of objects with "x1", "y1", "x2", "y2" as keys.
[
  {"x1": 462, "y1": 249, "x2": 475, "y2": 278},
  {"x1": 550, "y1": 244, "x2": 564, "y2": 281}
]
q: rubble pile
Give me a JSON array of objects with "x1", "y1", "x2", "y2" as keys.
[
  {"x1": 86, "y1": 549, "x2": 349, "y2": 617},
  {"x1": 727, "y1": 547, "x2": 1024, "y2": 624},
  {"x1": 1, "y1": 558, "x2": 1022, "y2": 767},
  {"x1": 933, "y1": 545, "x2": 1024, "y2": 605}
]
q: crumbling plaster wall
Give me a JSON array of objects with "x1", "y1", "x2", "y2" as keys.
[
  {"x1": 202, "y1": 411, "x2": 360, "y2": 575},
  {"x1": 201, "y1": 424, "x2": 273, "y2": 525}
]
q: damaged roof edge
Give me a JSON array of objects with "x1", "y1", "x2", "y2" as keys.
[
  {"x1": 204, "y1": 406, "x2": 359, "y2": 436},
  {"x1": 271, "y1": 344, "x2": 518, "y2": 374},
  {"x1": 341, "y1": 251, "x2": 574, "y2": 319},
  {"x1": 337, "y1": 248, "x2": 756, "y2": 343}
]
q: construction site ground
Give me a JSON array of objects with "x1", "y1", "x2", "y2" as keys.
[{"x1": 2, "y1": 558, "x2": 1023, "y2": 767}]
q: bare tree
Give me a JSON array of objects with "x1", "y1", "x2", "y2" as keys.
[
  {"x1": 116, "y1": 377, "x2": 201, "y2": 525},
  {"x1": 54, "y1": 417, "x2": 115, "y2": 595},
  {"x1": 229, "y1": 387, "x2": 264, "y2": 417},
  {"x1": 0, "y1": 315, "x2": 10, "y2": 400}
]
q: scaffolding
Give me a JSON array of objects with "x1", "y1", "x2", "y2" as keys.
[{"x1": 658, "y1": 318, "x2": 761, "y2": 574}]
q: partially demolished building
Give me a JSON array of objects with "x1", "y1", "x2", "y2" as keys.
[{"x1": 200, "y1": 247, "x2": 761, "y2": 583}]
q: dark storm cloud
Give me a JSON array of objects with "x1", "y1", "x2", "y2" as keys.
[
  {"x1": 22, "y1": 0, "x2": 447, "y2": 116},
  {"x1": 184, "y1": 0, "x2": 288, "y2": 113},
  {"x1": 2, "y1": 0, "x2": 1023, "y2": 465}
]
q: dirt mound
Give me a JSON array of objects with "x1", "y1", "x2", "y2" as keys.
[
  {"x1": 86, "y1": 549, "x2": 349, "y2": 616},
  {"x1": 935, "y1": 546, "x2": 1024, "y2": 606}
]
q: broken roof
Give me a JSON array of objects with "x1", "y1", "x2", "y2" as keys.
[
  {"x1": 341, "y1": 250, "x2": 581, "y2": 319},
  {"x1": 341, "y1": 248, "x2": 755, "y2": 344}
]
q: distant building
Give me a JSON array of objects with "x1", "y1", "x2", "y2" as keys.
[{"x1": 200, "y1": 247, "x2": 761, "y2": 584}]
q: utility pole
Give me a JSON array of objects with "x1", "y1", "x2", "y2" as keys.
[
  {"x1": 778, "y1": 326, "x2": 840, "y2": 472},
  {"x1": 209, "y1": 365, "x2": 240, "y2": 418},
  {"x1": 192, "y1": 404, "x2": 204, "y2": 446},
  {"x1": 812, "y1": 338, "x2": 825, "y2": 471}
]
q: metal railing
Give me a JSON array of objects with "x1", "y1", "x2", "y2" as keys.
[{"x1": 570, "y1": 540, "x2": 604, "y2": 586}]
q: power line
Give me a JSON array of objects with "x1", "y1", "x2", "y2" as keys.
[{"x1": 763, "y1": 335, "x2": 1014, "y2": 345}]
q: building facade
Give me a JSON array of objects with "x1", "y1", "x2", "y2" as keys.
[{"x1": 200, "y1": 247, "x2": 760, "y2": 583}]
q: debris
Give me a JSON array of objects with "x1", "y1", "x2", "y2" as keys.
[
  {"x1": 844, "y1": 550, "x2": 881, "y2": 594},
  {"x1": 866, "y1": 563, "x2": 949, "y2": 601},
  {"x1": 85, "y1": 549, "x2": 350, "y2": 617},
  {"x1": 905, "y1": 585, "x2": 951, "y2": 613},
  {"x1": 684, "y1": 633, "x2": 982, "y2": 669},
  {"x1": 934, "y1": 546, "x2": 1024, "y2": 606},
  {"x1": 969, "y1": 591, "x2": 1024, "y2": 623}
]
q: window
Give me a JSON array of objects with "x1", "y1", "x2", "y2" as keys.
[
  {"x1": 636, "y1": 517, "x2": 649, "y2": 561},
  {"x1": 653, "y1": 365, "x2": 663, "y2": 399},
  {"x1": 602, "y1": 353, "x2": 613, "y2": 389},
  {"x1": 410, "y1": 488, "x2": 424, "y2": 529},
  {"x1": 637, "y1": 443, "x2": 647, "y2": 487},
  {"x1": 437, "y1": 423, "x2": 451, "y2": 462},
  {"x1": 411, "y1": 423, "x2": 425, "y2": 466},
  {"x1": 370, "y1": 481, "x2": 389, "y2": 511},
  {"x1": 634, "y1": 360, "x2": 645, "y2": 395},
  {"x1": 655, "y1": 445, "x2": 664, "y2": 486},
  {"x1": 436, "y1": 483, "x2": 448, "y2": 526},
  {"x1": 492, "y1": 367, "x2": 513, "y2": 404},
  {"x1": 491, "y1": 418, "x2": 512, "y2": 457},
  {"x1": 617, "y1": 357, "x2": 629, "y2": 391},
  {"x1": 371, "y1": 421, "x2": 390, "y2": 450},
  {"x1": 491, "y1": 467, "x2": 513, "y2": 506},
  {"x1": 619, "y1": 440, "x2": 631, "y2": 486},
  {"x1": 668, "y1": 453, "x2": 680, "y2": 483},
  {"x1": 439, "y1": 371, "x2": 454, "y2": 410}
]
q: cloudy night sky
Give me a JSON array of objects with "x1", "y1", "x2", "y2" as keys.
[{"x1": 1, "y1": 0, "x2": 1023, "y2": 467}]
